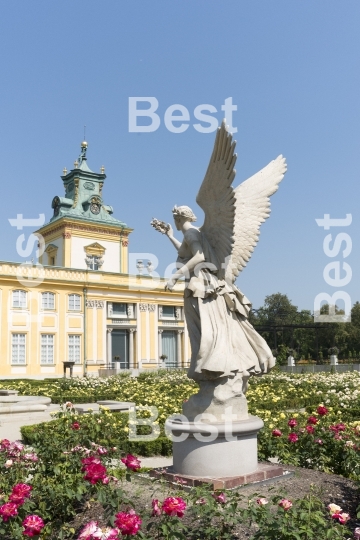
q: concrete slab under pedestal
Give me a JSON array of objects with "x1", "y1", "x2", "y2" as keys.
[{"x1": 149, "y1": 462, "x2": 290, "y2": 490}]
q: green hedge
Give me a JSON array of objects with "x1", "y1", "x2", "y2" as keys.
[{"x1": 20, "y1": 419, "x2": 173, "y2": 457}]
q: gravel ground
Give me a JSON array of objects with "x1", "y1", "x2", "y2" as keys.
[{"x1": 67, "y1": 464, "x2": 360, "y2": 539}]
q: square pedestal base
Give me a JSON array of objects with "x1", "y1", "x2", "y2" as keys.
[{"x1": 149, "y1": 462, "x2": 285, "y2": 490}]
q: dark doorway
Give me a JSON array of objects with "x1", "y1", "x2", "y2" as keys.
[{"x1": 112, "y1": 330, "x2": 129, "y2": 369}]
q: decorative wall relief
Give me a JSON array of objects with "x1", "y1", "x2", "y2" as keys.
[{"x1": 86, "y1": 300, "x2": 104, "y2": 308}]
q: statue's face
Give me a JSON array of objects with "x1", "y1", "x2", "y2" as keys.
[{"x1": 173, "y1": 214, "x2": 183, "y2": 230}]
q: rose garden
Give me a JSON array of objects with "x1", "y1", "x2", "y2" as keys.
[{"x1": 0, "y1": 369, "x2": 359, "y2": 539}]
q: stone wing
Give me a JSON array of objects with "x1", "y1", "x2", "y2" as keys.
[
  {"x1": 225, "y1": 154, "x2": 287, "y2": 283},
  {"x1": 196, "y1": 120, "x2": 237, "y2": 279}
]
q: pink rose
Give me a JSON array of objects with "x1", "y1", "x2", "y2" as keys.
[
  {"x1": 78, "y1": 520, "x2": 100, "y2": 539},
  {"x1": 331, "y1": 512, "x2": 350, "y2": 525},
  {"x1": 288, "y1": 433, "x2": 298, "y2": 443},
  {"x1": 0, "y1": 502, "x2": 18, "y2": 522},
  {"x1": 121, "y1": 454, "x2": 141, "y2": 472},
  {"x1": 83, "y1": 463, "x2": 108, "y2": 485},
  {"x1": 317, "y1": 405, "x2": 328, "y2": 416},
  {"x1": 272, "y1": 429, "x2": 282, "y2": 437},
  {"x1": 256, "y1": 498, "x2": 268, "y2": 505},
  {"x1": 22, "y1": 515, "x2": 45, "y2": 537},
  {"x1": 315, "y1": 438, "x2": 323, "y2": 445},
  {"x1": 288, "y1": 418, "x2": 297, "y2": 428},
  {"x1": 279, "y1": 498, "x2": 292, "y2": 511},
  {"x1": 24, "y1": 453, "x2": 38, "y2": 462},
  {"x1": 9, "y1": 483, "x2": 32, "y2": 505},
  {"x1": 71, "y1": 422, "x2": 80, "y2": 430},
  {"x1": 81, "y1": 456, "x2": 101, "y2": 469},
  {"x1": 307, "y1": 416, "x2": 318, "y2": 425},
  {"x1": 306, "y1": 425, "x2": 315, "y2": 434},
  {"x1": 0, "y1": 439, "x2": 11, "y2": 449},
  {"x1": 114, "y1": 509, "x2": 142, "y2": 536},
  {"x1": 152, "y1": 499, "x2": 162, "y2": 516},
  {"x1": 162, "y1": 497, "x2": 187, "y2": 517},
  {"x1": 212, "y1": 492, "x2": 227, "y2": 504}
]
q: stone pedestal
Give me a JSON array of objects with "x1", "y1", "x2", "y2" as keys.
[
  {"x1": 287, "y1": 356, "x2": 295, "y2": 367},
  {"x1": 166, "y1": 415, "x2": 263, "y2": 478},
  {"x1": 330, "y1": 355, "x2": 338, "y2": 366}
]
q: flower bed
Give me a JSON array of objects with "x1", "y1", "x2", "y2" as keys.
[{"x1": 0, "y1": 431, "x2": 358, "y2": 539}]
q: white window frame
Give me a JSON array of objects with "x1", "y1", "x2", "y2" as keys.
[
  {"x1": 68, "y1": 335, "x2": 81, "y2": 364},
  {"x1": 11, "y1": 333, "x2": 26, "y2": 364},
  {"x1": 41, "y1": 334, "x2": 54, "y2": 364},
  {"x1": 41, "y1": 292, "x2": 55, "y2": 310},
  {"x1": 68, "y1": 294, "x2": 81, "y2": 311},
  {"x1": 12, "y1": 290, "x2": 27, "y2": 309}
]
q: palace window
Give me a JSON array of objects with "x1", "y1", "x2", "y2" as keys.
[
  {"x1": 85, "y1": 255, "x2": 104, "y2": 271},
  {"x1": 113, "y1": 303, "x2": 127, "y2": 316},
  {"x1": 68, "y1": 294, "x2": 81, "y2": 311},
  {"x1": 12, "y1": 333, "x2": 26, "y2": 364},
  {"x1": 12, "y1": 290, "x2": 27, "y2": 309},
  {"x1": 42, "y1": 292, "x2": 55, "y2": 310},
  {"x1": 68, "y1": 335, "x2": 81, "y2": 364},
  {"x1": 41, "y1": 334, "x2": 54, "y2": 364},
  {"x1": 107, "y1": 302, "x2": 133, "y2": 318}
]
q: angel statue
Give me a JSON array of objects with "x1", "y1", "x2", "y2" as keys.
[{"x1": 151, "y1": 120, "x2": 287, "y2": 421}]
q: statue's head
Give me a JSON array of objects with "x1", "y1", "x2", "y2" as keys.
[{"x1": 172, "y1": 205, "x2": 197, "y2": 230}]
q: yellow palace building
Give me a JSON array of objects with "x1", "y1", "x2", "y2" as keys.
[{"x1": 0, "y1": 142, "x2": 187, "y2": 379}]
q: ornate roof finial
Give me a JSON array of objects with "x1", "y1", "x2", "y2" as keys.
[
  {"x1": 79, "y1": 140, "x2": 88, "y2": 164},
  {"x1": 63, "y1": 167, "x2": 68, "y2": 176},
  {"x1": 100, "y1": 165, "x2": 105, "y2": 174},
  {"x1": 74, "y1": 160, "x2": 79, "y2": 169}
]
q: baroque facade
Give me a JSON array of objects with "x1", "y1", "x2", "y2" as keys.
[{"x1": 1, "y1": 142, "x2": 187, "y2": 379}]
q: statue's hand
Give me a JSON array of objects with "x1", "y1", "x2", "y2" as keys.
[
  {"x1": 165, "y1": 278, "x2": 176, "y2": 291},
  {"x1": 165, "y1": 224, "x2": 173, "y2": 237}
]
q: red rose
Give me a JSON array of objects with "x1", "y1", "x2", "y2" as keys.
[
  {"x1": 288, "y1": 433, "x2": 298, "y2": 443},
  {"x1": 121, "y1": 454, "x2": 141, "y2": 472}
]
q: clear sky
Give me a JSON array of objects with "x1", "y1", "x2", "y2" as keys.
[{"x1": 0, "y1": 1, "x2": 359, "y2": 311}]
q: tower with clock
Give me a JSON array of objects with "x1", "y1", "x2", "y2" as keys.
[{"x1": 36, "y1": 141, "x2": 132, "y2": 273}]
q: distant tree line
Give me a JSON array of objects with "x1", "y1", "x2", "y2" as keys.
[{"x1": 249, "y1": 293, "x2": 360, "y2": 365}]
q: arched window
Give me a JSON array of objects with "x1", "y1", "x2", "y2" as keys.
[
  {"x1": 12, "y1": 290, "x2": 27, "y2": 308},
  {"x1": 68, "y1": 294, "x2": 81, "y2": 311},
  {"x1": 42, "y1": 292, "x2": 55, "y2": 310}
]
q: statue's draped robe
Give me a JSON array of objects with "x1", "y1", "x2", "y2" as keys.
[{"x1": 180, "y1": 230, "x2": 275, "y2": 382}]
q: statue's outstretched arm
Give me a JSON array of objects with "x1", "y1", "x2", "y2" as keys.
[{"x1": 165, "y1": 224, "x2": 182, "y2": 252}]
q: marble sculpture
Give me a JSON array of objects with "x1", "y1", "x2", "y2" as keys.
[{"x1": 151, "y1": 120, "x2": 287, "y2": 422}]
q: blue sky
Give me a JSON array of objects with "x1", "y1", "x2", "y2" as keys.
[{"x1": 0, "y1": 1, "x2": 359, "y2": 311}]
